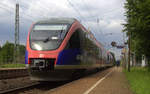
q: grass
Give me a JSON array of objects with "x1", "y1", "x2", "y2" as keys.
[
  {"x1": 0, "y1": 63, "x2": 25, "y2": 68},
  {"x1": 124, "y1": 67, "x2": 150, "y2": 94}
]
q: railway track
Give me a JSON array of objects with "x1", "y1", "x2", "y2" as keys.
[
  {"x1": 0, "y1": 68, "x2": 28, "y2": 80},
  {"x1": 0, "y1": 67, "x2": 110, "y2": 94},
  {"x1": 0, "y1": 81, "x2": 71, "y2": 94},
  {"x1": 0, "y1": 82, "x2": 39, "y2": 94}
]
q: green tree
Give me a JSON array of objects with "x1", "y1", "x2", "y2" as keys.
[
  {"x1": 0, "y1": 45, "x2": 1, "y2": 51},
  {"x1": 19, "y1": 44, "x2": 26, "y2": 64},
  {"x1": 123, "y1": 0, "x2": 150, "y2": 69},
  {"x1": 0, "y1": 41, "x2": 25, "y2": 64},
  {"x1": 0, "y1": 41, "x2": 14, "y2": 63}
]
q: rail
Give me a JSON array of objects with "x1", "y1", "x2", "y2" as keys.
[
  {"x1": 0, "y1": 82, "x2": 39, "y2": 94},
  {"x1": 0, "y1": 68, "x2": 28, "y2": 80}
]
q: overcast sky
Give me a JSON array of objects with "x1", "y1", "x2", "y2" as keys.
[{"x1": 0, "y1": 0, "x2": 126, "y2": 60}]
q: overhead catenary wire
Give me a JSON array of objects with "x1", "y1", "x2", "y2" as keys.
[
  {"x1": 85, "y1": 8, "x2": 122, "y2": 20},
  {"x1": 19, "y1": 5, "x2": 47, "y2": 19},
  {"x1": 1, "y1": 1, "x2": 123, "y2": 48},
  {"x1": 0, "y1": 5, "x2": 14, "y2": 14},
  {"x1": 67, "y1": 0, "x2": 86, "y2": 22},
  {"x1": 74, "y1": 0, "x2": 106, "y2": 46},
  {"x1": 67, "y1": 0, "x2": 96, "y2": 30},
  {"x1": 80, "y1": 0, "x2": 95, "y2": 19},
  {"x1": 67, "y1": 0, "x2": 106, "y2": 47},
  {"x1": 1, "y1": 2, "x2": 45, "y2": 21},
  {"x1": 0, "y1": 3, "x2": 34, "y2": 22}
]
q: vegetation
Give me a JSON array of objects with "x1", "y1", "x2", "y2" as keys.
[
  {"x1": 0, "y1": 41, "x2": 25, "y2": 68},
  {"x1": 124, "y1": 67, "x2": 150, "y2": 94},
  {"x1": 123, "y1": 0, "x2": 150, "y2": 66},
  {"x1": 0, "y1": 63, "x2": 25, "y2": 68}
]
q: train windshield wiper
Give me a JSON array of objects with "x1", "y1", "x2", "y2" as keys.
[
  {"x1": 43, "y1": 29, "x2": 65, "y2": 43},
  {"x1": 59, "y1": 27, "x2": 65, "y2": 39},
  {"x1": 43, "y1": 37, "x2": 50, "y2": 43},
  {"x1": 43, "y1": 36, "x2": 60, "y2": 43}
]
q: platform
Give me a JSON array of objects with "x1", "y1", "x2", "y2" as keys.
[{"x1": 46, "y1": 67, "x2": 133, "y2": 94}]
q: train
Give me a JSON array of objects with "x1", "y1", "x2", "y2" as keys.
[{"x1": 25, "y1": 18, "x2": 115, "y2": 81}]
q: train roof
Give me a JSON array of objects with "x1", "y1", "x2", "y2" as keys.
[{"x1": 35, "y1": 18, "x2": 76, "y2": 25}]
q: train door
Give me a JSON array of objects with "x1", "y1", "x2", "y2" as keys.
[
  {"x1": 99, "y1": 48, "x2": 103, "y2": 66},
  {"x1": 67, "y1": 29, "x2": 82, "y2": 64}
]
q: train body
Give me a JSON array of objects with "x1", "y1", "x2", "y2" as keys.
[{"x1": 25, "y1": 18, "x2": 115, "y2": 81}]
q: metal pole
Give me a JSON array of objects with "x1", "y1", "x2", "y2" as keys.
[
  {"x1": 14, "y1": 3, "x2": 19, "y2": 63},
  {"x1": 128, "y1": 31, "x2": 131, "y2": 72}
]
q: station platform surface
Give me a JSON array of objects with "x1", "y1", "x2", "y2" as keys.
[{"x1": 46, "y1": 67, "x2": 133, "y2": 94}]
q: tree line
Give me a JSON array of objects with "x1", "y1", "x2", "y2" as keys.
[
  {"x1": 0, "y1": 41, "x2": 25, "y2": 64},
  {"x1": 123, "y1": 0, "x2": 150, "y2": 66}
]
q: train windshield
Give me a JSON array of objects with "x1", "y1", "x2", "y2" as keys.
[{"x1": 30, "y1": 24, "x2": 68, "y2": 51}]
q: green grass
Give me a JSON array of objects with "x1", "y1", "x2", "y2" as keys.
[
  {"x1": 124, "y1": 67, "x2": 150, "y2": 94},
  {"x1": 0, "y1": 63, "x2": 25, "y2": 68}
]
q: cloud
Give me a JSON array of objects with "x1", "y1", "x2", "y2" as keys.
[
  {"x1": 19, "y1": 0, "x2": 76, "y2": 21},
  {"x1": 0, "y1": 0, "x2": 126, "y2": 59},
  {"x1": 105, "y1": 19, "x2": 124, "y2": 33}
]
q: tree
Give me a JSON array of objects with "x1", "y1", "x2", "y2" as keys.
[
  {"x1": 123, "y1": 0, "x2": 150, "y2": 70},
  {"x1": 0, "y1": 41, "x2": 25, "y2": 64},
  {"x1": 0, "y1": 45, "x2": 1, "y2": 51},
  {"x1": 0, "y1": 41, "x2": 14, "y2": 63}
]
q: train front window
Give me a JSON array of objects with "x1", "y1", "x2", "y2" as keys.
[{"x1": 30, "y1": 24, "x2": 68, "y2": 51}]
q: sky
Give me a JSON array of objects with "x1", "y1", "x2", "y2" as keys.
[{"x1": 0, "y1": 0, "x2": 126, "y2": 60}]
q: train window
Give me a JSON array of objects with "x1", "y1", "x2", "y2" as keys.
[
  {"x1": 79, "y1": 30, "x2": 85, "y2": 49},
  {"x1": 99, "y1": 48, "x2": 102, "y2": 59},
  {"x1": 107, "y1": 55, "x2": 109, "y2": 61},
  {"x1": 69, "y1": 30, "x2": 81, "y2": 48},
  {"x1": 30, "y1": 24, "x2": 69, "y2": 51}
]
